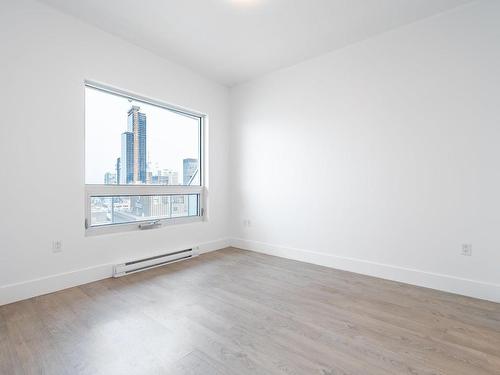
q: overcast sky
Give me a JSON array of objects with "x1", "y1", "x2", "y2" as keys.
[{"x1": 85, "y1": 86, "x2": 199, "y2": 184}]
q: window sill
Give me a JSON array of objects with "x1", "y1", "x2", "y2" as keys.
[{"x1": 85, "y1": 215, "x2": 204, "y2": 237}]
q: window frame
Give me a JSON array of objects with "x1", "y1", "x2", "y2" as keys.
[{"x1": 84, "y1": 80, "x2": 206, "y2": 236}]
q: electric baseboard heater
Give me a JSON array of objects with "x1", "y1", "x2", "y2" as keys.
[{"x1": 113, "y1": 248, "x2": 197, "y2": 277}]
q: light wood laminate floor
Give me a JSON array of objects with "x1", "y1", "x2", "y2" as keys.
[{"x1": 1, "y1": 248, "x2": 499, "y2": 375}]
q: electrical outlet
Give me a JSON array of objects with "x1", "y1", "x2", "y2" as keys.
[
  {"x1": 461, "y1": 243, "x2": 472, "y2": 256},
  {"x1": 243, "y1": 219, "x2": 252, "y2": 228},
  {"x1": 52, "y1": 240, "x2": 63, "y2": 253}
]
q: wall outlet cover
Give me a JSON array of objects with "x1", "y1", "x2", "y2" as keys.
[{"x1": 461, "y1": 243, "x2": 472, "y2": 256}]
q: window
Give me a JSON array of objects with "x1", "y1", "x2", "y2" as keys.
[{"x1": 85, "y1": 81, "x2": 205, "y2": 234}]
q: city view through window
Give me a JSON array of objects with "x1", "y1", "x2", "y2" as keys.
[{"x1": 85, "y1": 85, "x2": 201, "y2": 227}]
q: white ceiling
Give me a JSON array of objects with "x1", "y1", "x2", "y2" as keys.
[{"x1": 38, "y1": 0, "x2": 472, "y2": 86}]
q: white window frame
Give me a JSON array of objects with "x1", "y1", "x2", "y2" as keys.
[{"x1": 84, "y1": 80, "x2": 206, "y2": 236}]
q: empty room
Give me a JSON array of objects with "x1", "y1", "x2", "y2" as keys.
[{"x1": 1, "y1": 0, "x2": 499, "y2": 374}]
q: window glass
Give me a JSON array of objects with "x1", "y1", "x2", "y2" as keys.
[
  {"x1": 85, "y1": 86, "x2": 200, "y2": 186},
  {"x1": 90, "y1": 194, "x2": 199, "y2": 227}
]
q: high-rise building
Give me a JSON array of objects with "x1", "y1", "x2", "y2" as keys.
[
  {"x1": 116, "y1": 157, "x2": 121, "y2": 184},
  {"x1": 158, "y1": 169, "x2": 179, "y2": 185},
  {"x1": 120, "y1": 131, "x2": 134, "y2": 184},
  {"x1": 183, "y1": 158, "x2": 198, "y2": 185},
  {"x1": 169, "y1": 171, "x2": 179, "y2": 185},
  {"x1": 127, "y1": 106, "x2": 147, "y2": 184},
  {"x1": 171, "y1": 195, "x2": 187, "y2": 217},
  {"x1": 104, "y1": 172, "x2": 117, "y2": 184},
  {"x1": 131, "y1": 195, "x2": 170, "y2": 218}
]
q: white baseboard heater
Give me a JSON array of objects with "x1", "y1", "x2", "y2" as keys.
[{"x1": 113, "y1": 248, "x2": 197, "y2": 277}]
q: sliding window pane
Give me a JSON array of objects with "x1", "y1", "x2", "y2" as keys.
[{"x1": 90, "y1": 194, "x2": 199, "y2": 227}]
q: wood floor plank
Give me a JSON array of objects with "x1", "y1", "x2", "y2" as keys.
[{"x1": 1, "y1": 247, "x2": 499, "y2": 374}]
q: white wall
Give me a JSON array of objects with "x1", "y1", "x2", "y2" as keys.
[
  {"x1": 0, "y1": 0, "x2": 230, "y2": 304},
  {"x1": 1, "y1": 0, "x2": 499, "y2": 305},
  {"x1": 230, "y1": 0, "x2": 500, "y2": 301}
]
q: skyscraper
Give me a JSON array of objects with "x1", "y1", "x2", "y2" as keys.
[
  {"x1": 120, "y1": 131, "x2": 134, "y2": 184},
  {"x1": 116, "y1": 157, "x2": 121, "y2": 184},
  {"x1": 104, "y1": 172, "x2": 117, "y2": 184},
  {"x1": 158, "y1": 169, "x2": 179, "y2": 185},
  {"x1": 183, "y1": 158, "x2": 198, "y2": 185},
  {"x1": 127, "y1": 106, "x2": 147, "y2": 184}
]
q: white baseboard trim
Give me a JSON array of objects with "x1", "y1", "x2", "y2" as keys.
[
  {"x1": 197, "y1": 238, "x2": 231, "y2": 254},
  {"x1": 0, "y1": 238, "x2": 230, "y2": 306},
  {"x1": 0, "y1": 264, "x2": 113, "y2": 307},
  {"x1": 4, "y1": 237, "x2": 496, "y2": 305},
  {"x1": 230, "y1": 238, "x2": 500, "y2": 303}
]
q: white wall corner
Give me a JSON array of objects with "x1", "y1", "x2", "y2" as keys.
[
  {"x1": 229, "y1": 238, "x2": 500, "y2": 303},
  {"x1": 196, "y1": 237, "x2": 232, "y2": 254}
]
